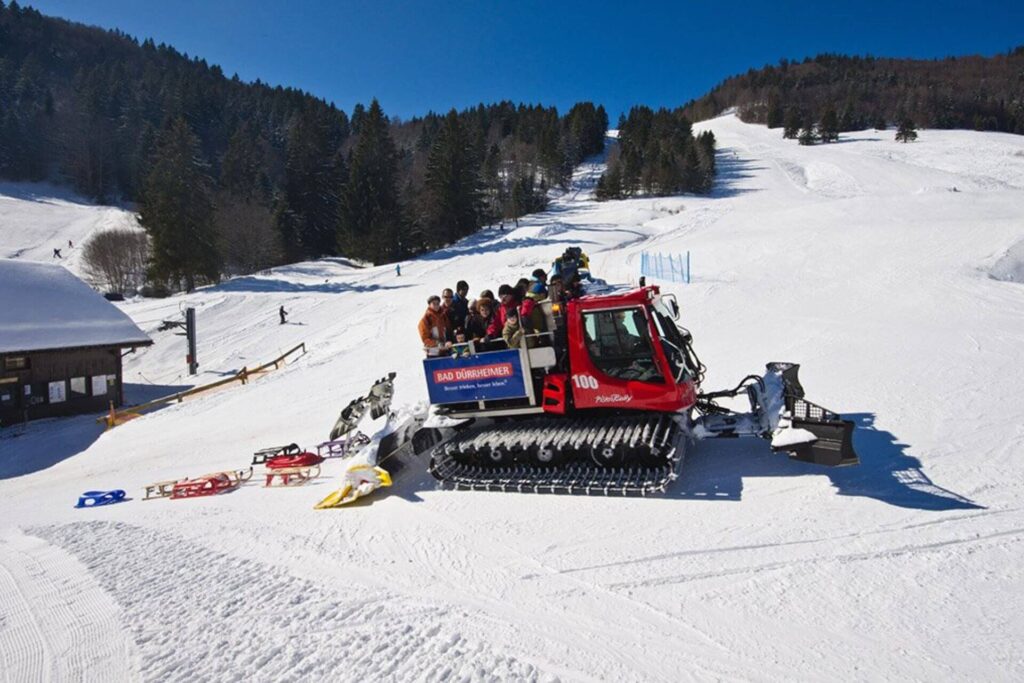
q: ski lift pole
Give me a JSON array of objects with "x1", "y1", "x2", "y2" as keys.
[{"x1": 186, "y1": 307, "x2": 198, "y2": 375}]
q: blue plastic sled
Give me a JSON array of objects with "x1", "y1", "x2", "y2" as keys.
[{"x1": 75, "y1": 490, "x2": 127, "y2": 508}]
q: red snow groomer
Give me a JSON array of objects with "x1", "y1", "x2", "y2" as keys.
[{"x1": 423, "y1": 282, "x2": 858, "y2": 496}]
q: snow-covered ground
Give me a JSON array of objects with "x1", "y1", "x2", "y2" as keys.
[
  {"x1": 0, "y1": 181, "x2": 141, "y2": 280},
  {"x1": 2, "y1": 115, "x2": 1023, "y2": 681}
]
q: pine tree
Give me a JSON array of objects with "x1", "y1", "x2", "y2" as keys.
[
  {"x1": 681, "y1": 144, "x2": 701, "y2": 191},
  {"x1": 798, "y1": 123, "x2": 817, "y2": 145},
  {"x1": 696, "y1": 131, "x2": 716, "y2": 193},
  {"x1": 275, "y1": 107, "x2": 345, "y2": 260},
  {"x1": 782, "y1": 108, "x2": 801, "y2": 139},
  {"x1": 766, "y1": 100, "x2": 783, "y2": 129},
  {"x1": 338, "y1": 99, "x2": 405, "y2": 263},
  {"x1": 895, "y1": 118, "x2": 918, "y2": 142},
  {"x1": 594, "y1": 163, "x2": 622, "y2": 200},
  {"x1": 139, "y1": 117, "x2": 221, "y2": 291},
  {"x1": 350, "y1": 103, "x2": 366, "y2": 135},
  {"x1": 819, "y1": 107, "x2": 839, "y2": 142},
  {"x1": 422, "y1": 109, "x2": 483, "y2": 247}
]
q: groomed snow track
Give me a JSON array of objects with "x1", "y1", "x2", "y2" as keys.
[{"x1": 428, "y1": 414, "x2": 685, "y2": 495}]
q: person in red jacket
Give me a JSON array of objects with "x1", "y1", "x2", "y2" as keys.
[{"x1": 487, "y1": 284, "x2": 521, "y2": 342}]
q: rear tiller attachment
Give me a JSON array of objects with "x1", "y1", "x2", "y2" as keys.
[{"x1": 694, "y1": 362, "x2": 858, "y2": 467}]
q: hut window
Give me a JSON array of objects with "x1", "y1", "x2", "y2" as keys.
[{"x1": 3, "y1": 356, "x2": 29, "y2": 370}]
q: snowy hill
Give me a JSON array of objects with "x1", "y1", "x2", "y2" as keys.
[
  {"x1": 2, "y1": 115, "x2": 1023, "y2": 681},
  {"x1": 0, "y1": 181, "x2": 142, "y2": 281}
]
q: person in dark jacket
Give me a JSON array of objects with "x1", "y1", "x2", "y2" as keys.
[
  {"x1": 465, "y1": 297, "x2": 492, "y2": 342},
  {"x1": 449, "y1": 280, "x2": 470, "y2": 331},
  {"x1": 528, "y1": 268, "x2": 548, "y2": 298},
  {"x1": 279, "y1": 305, "x2": 288, "y2": 324},
  {"x1": 548, "y1": 273, "x2": 565, "y2": 304}
]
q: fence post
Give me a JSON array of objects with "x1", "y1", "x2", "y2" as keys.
[{"x1": 686, "y1": 250, "x2": 691, "y2": 284}]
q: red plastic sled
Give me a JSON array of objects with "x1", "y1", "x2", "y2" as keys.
[{"x1": 266, "y1": 452, "x2": 323, "y2": 469}]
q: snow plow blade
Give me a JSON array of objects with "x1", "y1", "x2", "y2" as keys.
[
  {"x1": 696, "y1": 362, "x2": 859, "y2": 467},
  {"x1": 777, "y1": 399, "x2": 859, "y2": 467}
]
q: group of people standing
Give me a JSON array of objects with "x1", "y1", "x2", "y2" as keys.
[
  {"x1": 418, "y1": 248, "x2": 592, "y2": 358},
  {"x1": 416, "y1": 271, "x2": 559, "y2": 357}
]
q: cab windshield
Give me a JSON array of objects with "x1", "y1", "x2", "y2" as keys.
[{"x1": 582, "y1": 307, "x2": 664, "y2": 383}]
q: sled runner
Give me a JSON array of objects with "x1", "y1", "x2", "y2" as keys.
[
  {"x1": 264, "y1": 464, "x2": 321, "y2": 487},
  {"x1": 75, "y1": 489, "x2": 126, "y2": 508}
]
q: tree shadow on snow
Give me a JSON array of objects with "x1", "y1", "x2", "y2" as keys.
[
  {"x1": 674, "y1": 412, "x2": 982, "y2": 511},
  {"x1": 415, "y1": 234, "x2": 599, "y2": 262},
  {"x1": 208, "y1": 278, "x2": 413, "y2": 295},
  {"x1": 710, "y1": 149, "x2": 762, "y2": 198}
]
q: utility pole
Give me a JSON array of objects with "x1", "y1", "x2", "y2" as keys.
[
  {"x1": 160, "y1": 307, "x2": 198, "y2": 375},
  {"x1": 186, "y1": 307, "x2": 198, "y2": 375}
]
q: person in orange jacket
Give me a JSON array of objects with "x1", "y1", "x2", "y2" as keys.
[{"x1": 418, "y1": 294, "x2": 452, "y2": 356}]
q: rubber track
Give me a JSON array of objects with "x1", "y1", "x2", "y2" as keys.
[{"x1": 428, "y1": 414, "x2": 685, "y2": 496}]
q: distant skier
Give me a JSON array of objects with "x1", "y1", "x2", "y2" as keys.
[
  {"x1": 279, "y1": 305, "x2": 287, "y2": 325},
  {"x1": 68, "y1": 239, "x2": 73, "y2": 248},
  {"x1": 53, "y1": 248, "x2": 62, "y2": 259},
  {"x1": 395, "y1": 263, "x2": 401, "y2": 277}
]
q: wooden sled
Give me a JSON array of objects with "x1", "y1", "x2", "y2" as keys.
[
  {"x1": 264, "y1": 464, "x2": 321, "y2": 487},
  {"x1": 145, "y1": 468, "x2": 251, "y2": 500},
  {"x1": 170, "y1": 473, "x2": 240, "y2": 499},
  {"x1": 143, "y1": 479, "x2": 180, "y2": 500}
]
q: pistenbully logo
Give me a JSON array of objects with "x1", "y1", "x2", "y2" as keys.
[{"x1": 594, "y1": 393, "x2": 633, "y2": 404}]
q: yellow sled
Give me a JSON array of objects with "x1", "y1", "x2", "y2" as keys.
[{"x1": 314, "y1": 465, "x2": 392, "y2": 509}]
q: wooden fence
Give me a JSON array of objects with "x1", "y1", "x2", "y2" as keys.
[{"x1": 100, "y1": 342, "x2": 307, "y2": 428}]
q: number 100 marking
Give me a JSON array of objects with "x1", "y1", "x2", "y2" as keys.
[{"x1": 572, "y1": 375, "x2": 599, "y2": 390}]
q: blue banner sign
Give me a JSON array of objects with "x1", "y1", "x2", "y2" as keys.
[{"x1": 423, "y1": 349, "x2": 528, "y2": 404}]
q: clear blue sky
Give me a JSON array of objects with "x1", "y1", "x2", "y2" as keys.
[{"x1": 23, "y1": 0, "x2": 1024, "y2": 121}]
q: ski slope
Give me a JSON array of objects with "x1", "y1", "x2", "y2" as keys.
[
  {"x1": 2, "y1": 114, "x2": 1023, "y2": 681},
  {"x1": 0, "y1": 181, "x2": 141, "y2": 280}
]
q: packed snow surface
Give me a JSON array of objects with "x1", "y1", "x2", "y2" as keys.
[{"x1": 2, "y1": 115, "x2": 1024, "y2": 681}]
